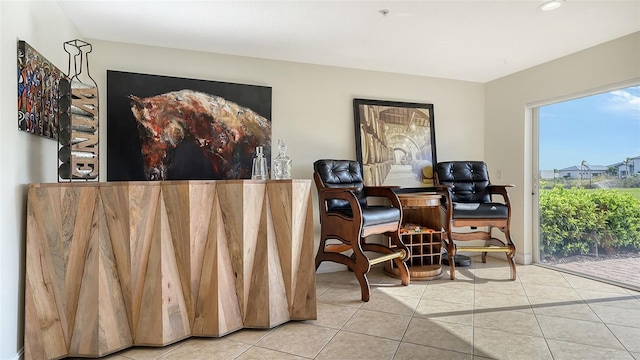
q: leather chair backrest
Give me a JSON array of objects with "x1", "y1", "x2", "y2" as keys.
[
  {"x1": 435, "y1": 161, "x2": 491, "y2": 203},
  {"x1": 314, "y1": 159, "x2": 367, "y2": 210}
]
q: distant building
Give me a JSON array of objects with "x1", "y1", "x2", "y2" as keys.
[
  {"x1": 539, "y1": 170, "x2": 557, "y2": 180},
  {"x1": 610, "y1": 156, "x2": 640, "y2": 178},
  {"x1": 609, "y1": 161, "x2": 625, "y2": 177},
  {"x1": 558, "y1": 164, "x2": 609, "y2": 180},
  {"x1": 540, "y1": 156, "x2": 640, "y2": 180}
]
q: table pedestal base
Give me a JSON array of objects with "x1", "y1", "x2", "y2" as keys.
[{"x1": 384, "y1": 263, "x2": 443, "y2": 280}]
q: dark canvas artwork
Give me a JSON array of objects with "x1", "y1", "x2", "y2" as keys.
[
  {"x1": 107, "y1": 71, "x2": 272, "y2": 181},
  {"x1": 17, "y1": 40, "x2": 67, "y2": 140}
]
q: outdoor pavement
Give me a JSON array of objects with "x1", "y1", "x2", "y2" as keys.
[{"x1": 553, "y1": 256, "x2": 640, "y2": 290}]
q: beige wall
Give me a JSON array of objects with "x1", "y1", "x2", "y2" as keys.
[
  {"x1": 0, "y1": 1, "x2": 82, "y2": 359},
  {"x1": 89, "y1": 40, "x2": 486, "y2": 182},
  {"x1": 485, "y1": 32, "x2": 640, "y2": 265}
]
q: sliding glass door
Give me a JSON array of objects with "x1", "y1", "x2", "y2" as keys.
[{"x1": 536, "y1": 84, "x2": 640, "y2": 290}]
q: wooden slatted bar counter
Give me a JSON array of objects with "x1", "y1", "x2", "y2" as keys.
[{"x1": 25, "y1": 180, "x2": 317, "y2": 360}]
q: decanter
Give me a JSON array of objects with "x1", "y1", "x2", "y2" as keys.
[
  {"x1": 251, "y1": 146, "x2": 268, "y2": 180},
  {"x1": 272, "y1": 139, "x2": 292, "y2": 180}
]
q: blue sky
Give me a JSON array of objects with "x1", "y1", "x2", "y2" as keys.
[{"x1": 539, "y1": 85, "x2": 640, "y2": 170}]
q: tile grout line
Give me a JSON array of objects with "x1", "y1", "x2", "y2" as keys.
[
  {"x1": 521, "y1": 271, "x2": 558, "y2": 360},
  {"x1": 390, "y1": 276, "x2": 431, "y2": 359},
  {"x1": 471, "y1": 263, "x2": 477, "y2": 360},
  {"x1": 310, "y1": 285, "x2": 362, "y2": 359},
  {"x1": 561, "y1": 271, "x2": 636, "y2": 356}
]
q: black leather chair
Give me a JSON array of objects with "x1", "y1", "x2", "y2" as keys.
[
  {"x1": 313, "y1": 159, "x2": 410, "y2": 301},
  {"x1": 435, "y1": 161, "x2": 516, "y2": 280}
]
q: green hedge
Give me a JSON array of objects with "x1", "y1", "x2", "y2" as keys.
[{"x1": 539, "y1": 185, "x2": 640, "y2": 259}]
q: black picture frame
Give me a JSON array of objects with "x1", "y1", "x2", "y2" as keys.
[
  {"x1": 107, "y1": 70, "x2": 272, "y2": 181},
  {"x1": 353, "y1": 98, "x2": 436, "y2": 187}
]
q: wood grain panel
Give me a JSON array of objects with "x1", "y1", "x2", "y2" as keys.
[
  {"x1": 161, "y1": 183, "x2": 192, "y2": 328},
  {"x1": 187, "y1": 182, "x2": 216, "y2": 330},
  {"x1": 99, "y1": 184, "x2": 133, "y2": 334},
  {"x1": 95, "y1": 195, "x2": 132, "y2": 355},
  {"x1": 128, "y1": 183, "x2": 161, "y2": 341},
  {"x1": 65, "y1": 186, "x2": 99, "y2": 354},
  {"x1": 25, "y1": 186, "x2": 69, "y2": 360},
  {"x1": 215, "y1": 181, "x2": 246, "y2": 321},
  {"x1": 25, "y1": 180, "x2": 316, "y2": 359},
  {"x1": 192, "y1": 188, "x2": 244, "y2": 336},
  {"x1": 68, "y1": 191, "x2": 100, "y2": 356},
  {"x1": 290, "y1": 181, "x2": 317, "y2": 319}
]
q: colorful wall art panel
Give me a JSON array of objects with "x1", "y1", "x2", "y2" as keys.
[{"x1": 17, "y1": 40, "x2": 67, "y2": 140}]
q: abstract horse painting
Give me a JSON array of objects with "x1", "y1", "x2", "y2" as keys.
[
  {"x1": 106, "y1": 71, "x2": 272, "y2": 181},
  {"x1": 130, "y1": 90, "x2": 271, "y2": 180}
]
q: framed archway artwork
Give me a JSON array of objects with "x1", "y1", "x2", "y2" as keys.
[{"x1": 353, "y1": 98, "x2": 436, "y2": 187}]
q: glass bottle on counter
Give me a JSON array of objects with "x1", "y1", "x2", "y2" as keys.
[
  {"x1": 272, "y1": 139, "x2": 292, "y2": 180},
  {"x1": 251, "y1": 146, "x2": 268, "y2": 180}
]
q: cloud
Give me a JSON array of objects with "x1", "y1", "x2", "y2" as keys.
[{"x1": 608, "y1": 86, "x2": 640, "y2": 113}]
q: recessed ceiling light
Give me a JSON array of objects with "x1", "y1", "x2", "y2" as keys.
[{"x1": 538, "y1": 0, "x2": 565, "y2": 11}]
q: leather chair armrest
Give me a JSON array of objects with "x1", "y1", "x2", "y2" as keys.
[
  {"x1": 487, "y1": 184, "x2": 514, "y2": 206},
  {"x1": 318, "y1": 187, "x2": 363, "y2": 221},
  {"x1": 318, "y1": 187, "x2": 360, "y2": 204},
  {"x1": 488, "y1": 184, "x2": 515, "y2": 189},
  {"x1": 320, "y1": 187, "x2": 360, "y2": 194},
  {"x1": 435, "y1": 187, "x2": 454, "y2": 223}
]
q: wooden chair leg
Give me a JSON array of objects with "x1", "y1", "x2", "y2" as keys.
[
  {"x1": 315, "y1": 237, "x2": 327, "y2": 270},
  {"x1": 352, "y1": 238, "x2": 372, "y2": 301},
  {"x1": 503, "y1": 226, "x2": 517, "y2": 281},
  {"x1": 388, "y1": 232, "x2": 410, "y2": 286},
  {"x1": 447, "y1": 240, "x2": 457, "y2": 280},
  {"x1": 354, "y1": 268, "x2": 371, "y2": 302},
  {"x1": 392, "y1": 257, "x2": 410, "y2": 286},
  {"x1": 507, "y1": 250, "x2": 517, "y2": 281},
  {"x1": 505, "y1": 235, "x2": 517, "y2": 281}
]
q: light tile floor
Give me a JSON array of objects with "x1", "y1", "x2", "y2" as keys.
[{"x1": 95, "y1": 258, "x2": 640, "y2": 360}]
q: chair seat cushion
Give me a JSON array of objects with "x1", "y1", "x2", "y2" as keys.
[
  {"x1": 452, "y1": 202, "x2": 508, "y2": 219},
  {"x1": 330, "y1": 206, "x2": 401, "y2": 226}
]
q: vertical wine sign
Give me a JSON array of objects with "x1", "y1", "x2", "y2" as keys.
[{"x1": 58, "y1": 40, "x2": 99, "y2": 181}]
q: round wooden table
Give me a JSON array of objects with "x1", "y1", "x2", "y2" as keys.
[{"x1": 385, "y1": 192, "x2": 444, "y2": 280}]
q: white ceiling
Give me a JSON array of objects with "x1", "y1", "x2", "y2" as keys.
[{"x1": 56, "y1": 0, "x2": 640, "y2": 83}]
